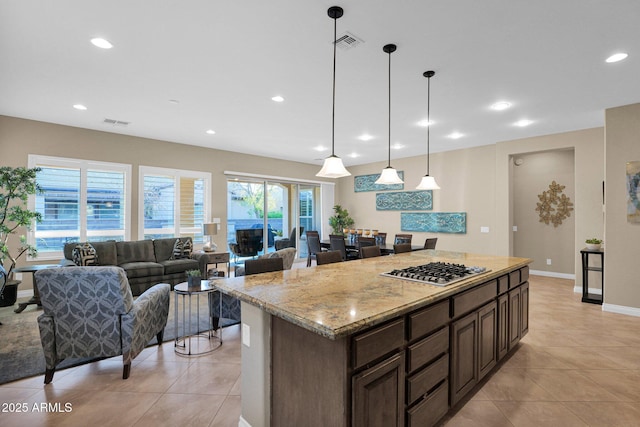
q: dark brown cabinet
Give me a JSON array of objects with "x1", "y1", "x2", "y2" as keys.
[
  {"x1": 508, "y1": 286, "x2": 521, "y2": 350},
  {"x1": 497, "y1": 293, "x2": 509, "y2": 361},
  {"x1": 478, "y1": 301, "x2": 498, "y2": 380},
  {"x1": 352, "y1": 352, "x2": 405, "y2": 427}
]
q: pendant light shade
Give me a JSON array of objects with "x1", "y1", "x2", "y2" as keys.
[
  {"x1": 416, "y1": 70, "x2": 440, "y2": 190},
  {"x1": 375, "y1": 44, "x2": 404, "y2": 185},
  {"x1": 316, "y1": 6, "x2": 351, "y2": 179}
]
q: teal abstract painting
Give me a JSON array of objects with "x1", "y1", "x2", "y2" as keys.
[
  {"x1": 354, "y1": 172, "x2": 404, "y2": 192},
  {"x1": 376, "y1": 191, "x2": 432, "y2": 210},
  {"x1": 401, "y1": 212, "x2": 467, "y2": 234}
]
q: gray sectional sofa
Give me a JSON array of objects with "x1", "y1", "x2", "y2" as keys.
[{"x1": 61, "y1": 237, "x2": 205, "y2": 295}]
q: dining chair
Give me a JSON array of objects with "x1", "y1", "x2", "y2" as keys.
[
  {"x1": 357, "y1": 236, "x2": 376, "y2": 248},
  {"x1": 394, "y1": 233, "x2": 413, "y2": 244},
  {"x1": 315, "y1": 250, "x2": 344, "y2": 265},
  {"x1": 375, "y1": 232, "x2": 387, "y2": 245},
  {"x1": 424, "y1": 238, "x2": 438, "y2": 250},
  {"x1": 359, "y1": 245, "x2": 381, "y2": 259},
  {"x1": 329, "y1": 234, "x2": 358, "y2": 261},
  {"x1": 393, "y1": 243, "x2": 413, "y2": 254},
  {"x1": 244, "y1": 257, "x2": 284, "y2": 275},
  {"x1": 306, "y1": 231, "x2": 325, "y2": 267}
]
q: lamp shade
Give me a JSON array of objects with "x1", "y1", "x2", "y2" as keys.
[
  {"x1": 203, "y1": 223, "x2": 217, "y2": 236},
  {"x1": 416, "y1": 175, "x2": 440, "y2": 190},
  {"x1": 316, "y1": 155, "x2": 351, "y2": 178},
  {"x1": 375, "y1": 167, "x2": 404, "y2": 185}
]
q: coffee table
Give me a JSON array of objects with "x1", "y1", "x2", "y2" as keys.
[{"x1": 174, "y1": 280, "x2": 223, "y2": 356}]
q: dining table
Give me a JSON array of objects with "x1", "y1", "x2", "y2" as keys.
[{"x1": 320, "y1": 239, "x2": 423, "y2": 255}]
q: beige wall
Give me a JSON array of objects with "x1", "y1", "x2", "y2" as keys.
[
  {"x1": 0, "y1": 115, "x2": 324, "y2": 289},
  {"x1": 512, "y1": 150, "x2": 575, "y2": 273},
  {"x1": 604, "y1": 103, "x2": 640, "y2": 311},
  {"x1": 336, "y1": 144, "x2": 499, "y2": 255}
]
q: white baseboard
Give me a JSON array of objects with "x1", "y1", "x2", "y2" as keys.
[
  {"x1": 238, "y1": 416, "x2": 252, "y2": 427},
  {"x1": 603, "y1": 303, "x2": 640, "y2": 317},
  {"x1": 17, "y1": 289, "x2": 33, "y2": 298},
  {"x1": 530, "y1": 270, "x2": 575, "y2": 280}
]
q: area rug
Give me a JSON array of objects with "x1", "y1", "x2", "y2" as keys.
[{"x1": 0, "y1": 292, "x2": 238, "y2": 385}]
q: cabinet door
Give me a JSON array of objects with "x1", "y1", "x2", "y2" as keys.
[
  {"x1": 450, "y1": 311, "x2": 478, "y2": 406},
  {"x1": 352, "y1": 352, "x2": 405, "y2": 427},
  {"x1": 520, "y1": 282, "x2": 529, "y2": 338},
  {"x1": 478, "y1": 301, "x2": 497, "y2": 381},
  {"x1": 508, "y1": 287, "x2": 521, "y2": 350},
  {"x1": 497, "y1": 294, "x2": 509, "y2": 361}
]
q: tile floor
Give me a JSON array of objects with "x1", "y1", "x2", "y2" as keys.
[{"x1": 2, "y1": 274, "x2": 640, "y2": 426}]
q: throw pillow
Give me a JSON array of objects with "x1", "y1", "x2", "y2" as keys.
[
  {"x1": 171, "y1": 239, "x2": 193, "y2": 259},
  {"x1": 72, "y1": 242, "x2": 98, "y2": 266}
]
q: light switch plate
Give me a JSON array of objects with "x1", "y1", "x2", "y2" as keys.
[
  {"x1": 512, "y1": 225, "x2": 518, "y2": 231},
  {"x1": 242, "y1": 323, "x2": 250, "y2": 347},
  {"x1": 480, "y1": 227, "x2": 490, "y2": 233}
]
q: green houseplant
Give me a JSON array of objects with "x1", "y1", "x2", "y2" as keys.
[
  {"x1": 186, "y1": 269, "x2": 202, "y2": 287},
  {"x1": 1, "y1": 167, "x2": 42, "y2": 305},
  {"x1": 328, "y1": 205, "x2": 355, "y2": 236},
  {"x1": 585, "y1": 238, "x2": 603, "y2": 250}
]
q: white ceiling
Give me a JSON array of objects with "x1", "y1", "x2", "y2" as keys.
[{"x1": 1, "y1": 0, "x2": 639, "y2": 168}]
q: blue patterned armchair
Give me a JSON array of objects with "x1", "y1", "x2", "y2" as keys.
[{"x1": 35, "y1": 266, "x2": 170, "y2": 384}]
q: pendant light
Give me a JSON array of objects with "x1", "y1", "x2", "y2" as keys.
[
  {"x1": 316, "y1": 6, "x2": 351, "y2": 178},
  {"x1": 416, "y1": 70, "x2": 440, "y2": 190},
  {"x1": 375, "y1": 44, "x2": 404, "y2": 185}
]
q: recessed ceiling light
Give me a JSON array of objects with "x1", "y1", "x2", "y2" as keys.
[
  {"x1": 448, "y1": 132, "x2": 464, "y2": 139},
  {"x1": 73, "y1": 104, "x2": 87, "y2": 110},
  {"x1": 168, "y1": 99, "x2": 180, "y2": 105},
  {"x1": 313, "y1": 145, "x2": 328, "y2": 152},
  {"x1": 606, "y1": 52, "x2": 628, "y2": 63},
  {"x1": 348, "y1": 152, "x2": 360, "y2": 158},
  {"x1": 490, "y1": 101, "x2": 512, "y2": 111},
  {"x1": 358, "y1": 134, "x2": 373, "y2": 141},
  {"x1": 90, "y1": 38, "x2": 113, "y2": 49},
  {"x1": 417, "y1": 119, "x2": 434, "y2": 127},
  {"x1": 514, "y1": 119, "x2": 533, "y2": 127},
  {"x1": 391, "y1": 143, "x2": 404, "y2": 149},
  {"x1": 271, "y1": 96, "x2": 284, "y2": 102},
  {"x1": 206, "y1": 129, "x2": 216, "y2": 135}
]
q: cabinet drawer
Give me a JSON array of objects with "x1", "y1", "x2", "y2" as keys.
[
  {"x1": 207, "y1": 253, "x2": 229, "y2": 262},
  {"x1": 509, "y1": 270, "x2": 520, "y2": 288},
  {"x1": 407, "y1": 354, "x2": 448, "y2": 405},
  {"x1": 408, "y1": 326, "x2": 449, "y2": 373},
  {"x1": 407, "y1": 379, "x2": 449, "y2": 427},
  {"x1": 521, "y1": 266, "x2": 529, "y2": 283},
  {"x1": 452, "y1": 280, "x2": 496, "y2": 318},
  {"x1": 497, "y1": 275, "x2": 509, "y2": 295},
  {"x1": 408, "y1": 300, "x2": 450, "y2": 341},
  {"x1": 353, "y1": 318, "x2": 405, "y2": 369}
]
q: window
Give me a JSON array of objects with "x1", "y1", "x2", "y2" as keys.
[
  {"x1": 139, "y1": 166, "x2": 210, "y2": 242},
  {"x1": 28, "y1": 155, "x2": 131, "y2": 259}
]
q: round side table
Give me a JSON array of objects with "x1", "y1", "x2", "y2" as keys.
[{"x1": 174, "y1": 280, "x2": 223, "y2": 356}]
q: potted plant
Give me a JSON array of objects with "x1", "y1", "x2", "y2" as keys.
[
  {"x1": 328, "y1": 205, "x2": 355, "y2": 236},
  {"x1": 585, "y1": 238, "x2": 603, "y2": 251},
  {"x1": 186, "y1": 269, "x2": 202, "y2": 288},
  {"x1": 1, "y1": 167, "x2": 42, "y2": 306}
]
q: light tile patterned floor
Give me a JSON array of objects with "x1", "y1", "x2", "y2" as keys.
[{"x1": 2, "y1": 274, "x2": 640, "y2": 426}]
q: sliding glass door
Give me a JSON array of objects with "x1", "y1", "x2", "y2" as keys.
[{"x1": 227, "y1": 178, "x2": 321, "y2": 264}]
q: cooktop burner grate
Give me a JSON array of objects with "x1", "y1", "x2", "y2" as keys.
[{"x1": 380, "y1": 262, "x2": 489, "y2": 286}]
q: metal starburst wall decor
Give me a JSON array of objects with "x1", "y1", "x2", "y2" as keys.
[{"x1": 535, "y1": 181, "x2": 574, "y2": 227}]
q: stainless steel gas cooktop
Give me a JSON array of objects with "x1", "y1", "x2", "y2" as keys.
[{"x1": 381, "y1": 262, "x2": 489, "y2": 286}]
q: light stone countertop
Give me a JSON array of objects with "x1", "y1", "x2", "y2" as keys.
[{"x1": 213, "y1": 250, "x2": 532, "y2": 340}]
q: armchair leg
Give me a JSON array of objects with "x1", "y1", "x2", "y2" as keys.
[
  {"x1": 44, "y1": 368, "x2": 55, "y2": 384},
  {"x1": 307, "y1": 257, "x2": 312, "y2": 267},
  {"x1": 156, "y1": 329, "x2": 164, "y2": 345},
  {"x1": 123, "y1": 363, "x2": 131, "y2": 380}
]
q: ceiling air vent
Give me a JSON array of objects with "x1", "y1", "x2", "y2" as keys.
[
  {"x1": 103, "y1": 118, "x2": 130, "y2": 127},
  {"x1": 335, "y1": 32, "x2": 364, "y2": 50}
]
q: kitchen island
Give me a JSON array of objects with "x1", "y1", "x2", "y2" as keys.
[{"x1": 214, "y1": 249, "x2": 532, "y2": 427}]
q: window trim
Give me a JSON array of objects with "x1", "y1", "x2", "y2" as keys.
[
  {"x1": 138, "y1": 165, "x2": 211, "y2": 241},
  {"x1": 27, "y1": 154, "x2": 132, "y2": 261}
]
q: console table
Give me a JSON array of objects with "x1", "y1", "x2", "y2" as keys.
[{"x1": 580, "y1": 247, "x2": 604, "y2": 304}]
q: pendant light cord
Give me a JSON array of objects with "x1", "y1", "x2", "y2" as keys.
[
  {"x1": 426, "y1": 74, "x2": 431, "y2": 175},
  {"x1": 331, "y1": 14, "x2": 337, "y2": 157},
  {"x1": 387, "y1": 48, "x2": 391, "y2": 168}
]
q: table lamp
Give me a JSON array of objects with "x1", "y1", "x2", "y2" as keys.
[{"x1": 202, "y1": 223, "x2": 218, "y2": 252}]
